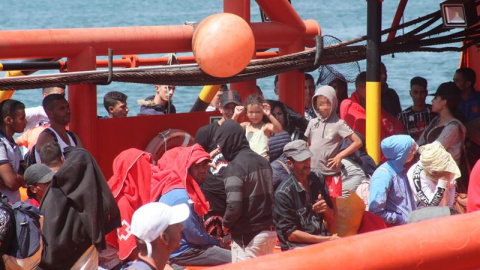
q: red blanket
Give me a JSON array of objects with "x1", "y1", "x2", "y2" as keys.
[
  {"x1": 106, "y1": 148, "x2": 152, "y2": 260},
  {"x1": 151, "y1": 144, "x2": 210, "y2": 216}
]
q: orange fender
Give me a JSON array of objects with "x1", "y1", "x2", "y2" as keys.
[{"x1": 209, "y1": 212, "x2": 480, "y2": 270}]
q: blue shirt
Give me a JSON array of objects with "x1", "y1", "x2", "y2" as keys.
[
  {"x1": 459, "y1": 91, "x2": 480, "y2": 123},
  {"x1": 158, "y1": 189, "x2": 220, "y2": 258}
]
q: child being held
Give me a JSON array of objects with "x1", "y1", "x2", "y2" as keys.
[
  {"x1": 238, "y1": 94, "x2": 282, "y2": 159},
  {"x1": 305, "y1": 86, "x2": 362, "y2": 198}
]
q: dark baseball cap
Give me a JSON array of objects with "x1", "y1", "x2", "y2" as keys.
[
  {"x1": 220, "y1": 90, "x2": 242, "y2": 107},
  {"x1": 428, "y1": 82, "x2": 460, "y2": 97},
  {"x1": 283, "y1": 140, "x2": 313, "y2": 162},
  {"x1": 24, "y1": 164, "x2": 55, "y2": 186}
]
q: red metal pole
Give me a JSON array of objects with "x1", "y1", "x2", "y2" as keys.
[
  {"x1": 224, "y1": 0, "x2": 256, "y2": 101},
  {"x1": 256, "y1": 0, "x2": 306, "y2": 32},
  {"x1": 279, "y1": 40, "x2": 305, "y2": 115},
  {"x1": 0, "y1": 26, "x2": 195, "y2": 60},
  {"x1": 0, "y1": 23, "x2": 317, "y2": 61},
  {"x1": 67, "y1": 47, "x2": 98, "y2": 158},
  {"x1": 386, "y1": 0, "x2": 408, "y2": 41}
]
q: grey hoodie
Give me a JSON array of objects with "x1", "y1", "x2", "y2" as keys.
[{"x1": 305, "y1": 86, "x2": 354, "y2": 175}]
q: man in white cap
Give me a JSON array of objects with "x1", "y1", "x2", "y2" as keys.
[
  {"x1": 273, "y1": 140, "x2": 338, "y2": 251},
  {"x1": 123, "y1": 202, "x2": 189, "y2": 270}
]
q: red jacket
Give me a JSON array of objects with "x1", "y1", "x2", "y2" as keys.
[
  {"x1": 467, "y1": 160, "x2": 480, "y2": 212},
  {"x1": 340, "y1": 92, "x2": 406, "y2": 145}
]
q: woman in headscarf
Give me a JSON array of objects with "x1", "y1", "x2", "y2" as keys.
[
  {"x1": 407, "y1": 142, "x2": 460, "y2": 208},
  {"x1": 368, "y1": 135, "x2": 418, "y2": 226}
]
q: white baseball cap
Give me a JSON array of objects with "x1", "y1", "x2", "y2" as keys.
[{"x1": 131, "y1": 202, "x2": 190, "y2": 257}]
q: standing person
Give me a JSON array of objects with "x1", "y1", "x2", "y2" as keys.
[
  {"x1": 34, "y1": 94, "x2": 83, "y2": 163},
  {"x1": 368, "y1": 135, "x2": 418, "y2": 226},
  {"x1": 122, "y1": 202, "x2": 189, "y2": 270},
  {"x1": 16, "y1": 86, "x2": 66, "y2": 152},
  {"x1": 103, "y1": 91, "x2": 129, "y2": 118},
  {"x1": 152, "y1": 144, "x2": 231, "y2": 267},
  {"x1": 397, "y1": 77, "x2": 437, "y2": 141},
  {"x1": 239, "y1": 94, "x2": 282, "y2": 159},
  {"x1": 0, "y1": 99, "x2": 27, "y2": 203},
  {"x1": 206, "y1": 85, "x2": 228, "y2": 112},
  {"x1": 304, "y1": 73, "x2": 317, "y2": 121},
  {"x1": 195, "y1": 90, "x2": 242, "y2": 221},
  {"x1": 274, "y1": 140, "x2": 338, "y2": 251},
  {"x1": 215, "y1": 120, "x2": 276, "y2": 262},
  {"x1": 269, "y1": 130, "x2": 292, "y2": 190},
  {"x1": 24, "y1": 163, "x2": 54, "y2": 207},
  {"x1": 453, "y1": 67, "x2": 480, "y2": 123},
  {"x1": 138, "y1": 85, "x2": 176, "y2": 115},
  {"x1": 380, "y1": 62, "x2": 402, "y2": 117},
  {"x1": 24, "y1": 85, "x2": 65, "y2": 131},
  {"x1": 305, "y1": 85, "x2": 362, "y2": 199}
]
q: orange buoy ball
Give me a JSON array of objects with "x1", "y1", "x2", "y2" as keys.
[{"x1": 193, "y1": 13, "x2": 255, "y2": 78}]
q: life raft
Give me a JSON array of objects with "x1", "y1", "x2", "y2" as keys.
[{"x1": 145, "y1": 129, "x2": 194, "y2": 164}]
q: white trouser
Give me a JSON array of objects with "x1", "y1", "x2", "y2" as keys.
[{"x1": 231, "y1": 230, "x2": 276, "y2": 263}]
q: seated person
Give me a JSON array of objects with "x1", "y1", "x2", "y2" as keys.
[
  {"x1": 274, "y1": 140, "x2": 338, "y2": 251},
  {"x1": 138, "y1": 85, "x2": 176, "y2": 115},
  {"x1": 407, "y1": 142, "x2": 460, "y2": 208},
  {"x1": 269, "y1": 130, "x2": 292, "y2": 191},
  {"x1": 103, "y1": 91, "x2": 129, "y2": 118},
  {"x1": 152, "y1": 145, "x2": 231, "y2": 267},
  {"x1": 368, "y1": 135, "x2": 417, "y2": 226},
  {"x1": 24, "y1": 164, "x2": 54, "y2": 207},
  {"x1": 123, "y1": 202, "x2": 189, "y2": 270}
]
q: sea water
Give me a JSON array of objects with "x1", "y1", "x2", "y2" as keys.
[{"x1": 0, "y1": 0, "x2": 460, "y2": 116}]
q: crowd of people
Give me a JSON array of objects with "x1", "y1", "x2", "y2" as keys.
[{"x1": 0, "y1": 64, "x2": 479, "y2": 269}]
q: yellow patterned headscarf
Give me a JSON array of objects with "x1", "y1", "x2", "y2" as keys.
[{"x1": 419, "y1": 141, "x2": 461, "y2": 181}]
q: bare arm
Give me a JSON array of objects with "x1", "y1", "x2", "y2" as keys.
[
  {"x1": 263, "y1": 103, "x2": 283, "y2": 134},
  {"x1": 73, "y1": 132, "x2": 84, "y2": 148},
  {"x1": 313, "y1": 194, "x2": 337, "y2": 235},
  {"x1": 327, "y1": 132, "x2": 362, "y2": 169},
  {"x1": 288, "y1": 229, "x2": 337, "y2": 244},
  {"x1": 231, "y1": 106, "x2": 244, "y2": 122},
  {"x1": 0, "y1": 163, "x2": 25, "y2": 191},
  {"x1": 264, "y1": 116, "x2": 283, "y2": 134}
]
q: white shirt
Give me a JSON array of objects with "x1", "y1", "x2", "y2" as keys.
[{"x1": 24, "y1": 106, "x2": 49, "y2": 131}]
